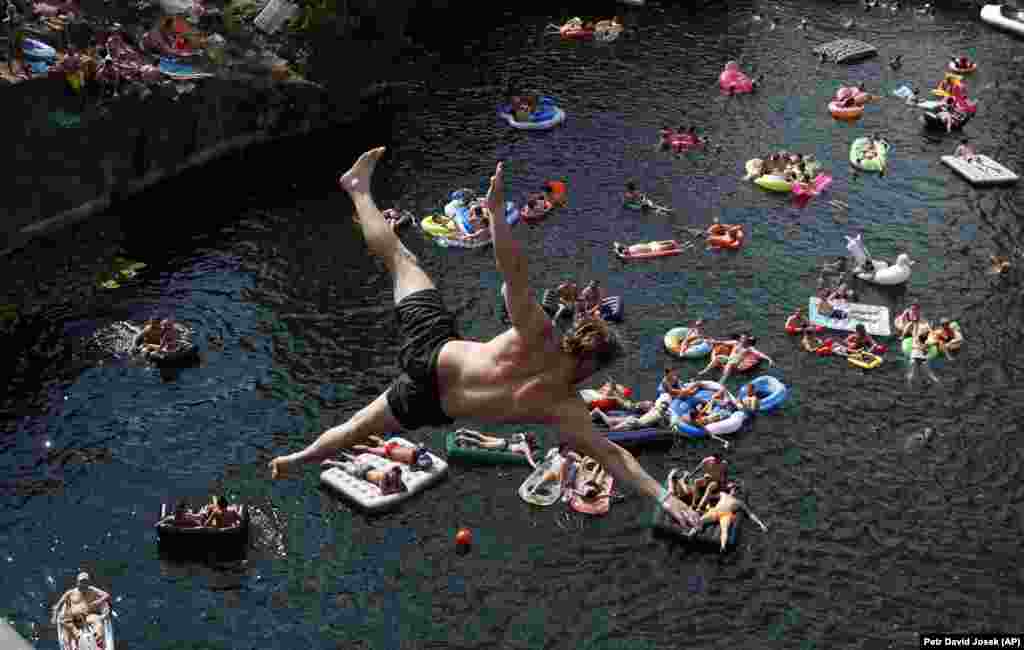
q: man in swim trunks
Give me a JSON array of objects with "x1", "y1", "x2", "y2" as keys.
[
  {"x1": 845, "y1": 323, "x2": 878, "y2": 352},
  {"x1": 687, "y1": 482, "x2": 768, "y2": 552},
  {"x1": 322, "y1": 459, "x2": 407, "y2": 495},
  {"x1": 907, "y1": 330, "x2": 940, "y2": 386},
  {"x1": 453, "y1": 429, "x2": 537, "y2": 457},
  {"x1": 53, "y1": 572, "x2": 112, "y2": 650},
  {"x1": 269, "y1": 148, "x2": 697, "y2": 529},
  {"x1": 897, "y1": 303, "x2": 926, "y2": 338}
]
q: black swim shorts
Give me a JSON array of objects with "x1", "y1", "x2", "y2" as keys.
[{"x1": 386, "y1": 289, "x2": 458, "y2": 429}]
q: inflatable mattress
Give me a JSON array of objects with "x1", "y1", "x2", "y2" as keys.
[
  {"x1": 319, "y1": 437, "x2": 448, "y2": 512},
  {"x1": 444, "y1": 429, "x2": 535, "y2": 465},
  {"x1": 941, "y1": 155, "x2": 1018, "y2": 186},
  {"x1": 808, "y1": 297, "x2": 891, "y2": 336}
]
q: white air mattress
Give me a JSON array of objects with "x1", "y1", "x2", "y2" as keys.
[
  {"x1": 808, "y1": 297, "x2": 891, "y2": 336},
  {"x1": 319, "y1": 437, "x2": 447, "y2": 512},
  {"x1": 941, "y1": 155, "x2": 1019, "y2": 186}
]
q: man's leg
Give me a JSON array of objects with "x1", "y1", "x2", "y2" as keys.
[
  {"x1": 269, "y1": 392, "x2": 403, "y2": 478},
  {"x1": 906, "y1": 359, "x2": 918, "y2": 385},
  {"x1": 339, "y1": 147, "x2": 434, "y2": 304}
]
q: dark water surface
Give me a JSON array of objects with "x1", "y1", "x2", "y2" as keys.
[{"x1": 3, "y1": 1, "x2": 1024, "y2": 648}]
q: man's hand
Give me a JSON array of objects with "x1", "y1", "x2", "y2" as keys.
[
  {"x1": 663, "y1": 494, "x2": 701, "y2": 529},
  {"x1": 269, "y1": 456, "x2": 291, "y2": 480},
  {"x1": 486, "y1": 161, "x2": 504, "y2": 216}
]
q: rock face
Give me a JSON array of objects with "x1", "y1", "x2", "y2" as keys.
[{"x1": 0, "y1": 0, "x2": 419, "y2": 256}]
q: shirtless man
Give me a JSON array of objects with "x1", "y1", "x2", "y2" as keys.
[
  {"x1": 688, "y1": 482, "x2": 768, "y2": 552},
  {"x1": 931, "y1": 318, "x2": 962, "y2": 360},
  {"x1": 268, "y1": 148, "x2": 696, "y2": 529},
  {"x1": 53, "y1": 572, "x2": 111, "y2": 649},
  {"x1": 698, "y1": 334, "x2": 774, "y2": 382},
  {"x1": 613, "y1": 240, "x2": 679, "y2": 257}
]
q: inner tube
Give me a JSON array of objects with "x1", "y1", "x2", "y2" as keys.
[
  {"x1": 707, "y1": 227, "x2": 744, "y2": 250},
  {"x1": 850, "y1": 137, "x2": 889, "y2": 172},
  {"x1": 829, "y1": 101, "x2": 864, "y2": 120},
  {"x1": 719, "y1": 63, "x2": 755, "y2": 94},
  {"x1": 670, "y1": 389, "x2": 749, "y2": 437},
  {"x1": 847, "y1": 350, "x2": 883, "y2": 369},
  {"x1": 23, "y1": 38, "x2": 57, "y2": 60},
  {"x1": 754, "y1": 175, "x2": 792, "y2": 193},
  {"x1": 736, "y1": 375, "x2": 788, "y2": 414},
  {"x1": 497, "y1": 97, "x2": 566, "y2": 130},
  {"x1": 663, "y1": 326, "x2": 711, "y2": 359}
]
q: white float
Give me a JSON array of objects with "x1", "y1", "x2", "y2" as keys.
[
  {"x1": 981, "y1": 5, "x2": 1024, "y2": 38},
  {"x1": 319, "y1": 437, "x2": 447, "y2": 512},
  {"x1": 941, "y1": 155, "x2": 1019, "y2": 186},
  {"x1": 846, "y1": 234, "x2": 914, "y2": 285}
]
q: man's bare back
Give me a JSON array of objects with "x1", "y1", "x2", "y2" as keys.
[
  {"x1": 435, "y1": 324, "x2": 572, "y2": 423},
  {"x1": 267, "y1": 148, "x2": 698, "y2": 530}
]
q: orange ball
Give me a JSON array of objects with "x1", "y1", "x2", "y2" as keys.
[{"x1": 455, "y1": 528, "x2": 472, "y2": 547}]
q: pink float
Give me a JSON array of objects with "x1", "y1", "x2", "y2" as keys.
[{"x1": 719, "y1": 61, "x2": 754, "y2": 94}]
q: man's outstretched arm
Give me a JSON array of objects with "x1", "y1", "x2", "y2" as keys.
[
  {"x1": 486, "y1": 162, "x2": 547, "y2": 338},
  {"x1": 558, "y1": 404, "x2": 696, "y2": 528}
]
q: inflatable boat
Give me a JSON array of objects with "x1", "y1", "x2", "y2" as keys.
[
  {"x1": 155, "y1": 503, "x2": 250, "y2": 553},
  {"x1": 650, "y1": 473, "x2": 741, "y2": 549},
  {"x1": 57, "y1": 600, "x2": 116, "y2": 650}
]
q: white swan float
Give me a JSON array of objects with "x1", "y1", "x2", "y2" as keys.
[{"x1": 845, "y1": 234, "x2": 915, "y2": 285}]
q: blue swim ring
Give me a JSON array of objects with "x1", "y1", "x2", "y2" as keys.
[
  {"x1": 669, "y1": 391, "x2": 715, "y2": 437},
  {"x1": 736, "y1": 375, "x2": 788, "y2": 414}
]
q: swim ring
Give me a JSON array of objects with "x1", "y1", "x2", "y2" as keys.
[
  {"x1": 850, "y1": 137, "x2": 889, "y2": 172},
  {"x1": 719, "y1": 61, "x2": 755, "y2": 94},
  {"x1": 497, "y1": 97, "x2": 566, "y2": 130},
  {"x1": 847, "y1": 350, "x2": 883, "y2": 369},
  {"x1": 829, "y1": 100, "x2": 864, "y2": 120},
  {"x1": 663, "y1": 327, "x2": 712, "y2": 359},
  {"x1": 669, "y1": 386, "x2": 749, "y2": 438},
  {"x1": 707, "y1": 227, "x2": 744, "y2": 250},
  {"x1": 22, "y1": 38, "x2": 57, "y2": 60},
  {"x1": 754, "y1": 175, "x2": 792, "y2": 193},
  {"x1": 736, "y1": 375, "x2": 788, "y2": 414}
]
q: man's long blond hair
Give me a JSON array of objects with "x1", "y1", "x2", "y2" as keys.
[{"x1": 560, "y1": 316, "x2": 622, "y2": 368}]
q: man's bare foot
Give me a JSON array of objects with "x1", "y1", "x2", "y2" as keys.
[{"x1": 338, "y1": 146, "x2": 386, "y2": 195}]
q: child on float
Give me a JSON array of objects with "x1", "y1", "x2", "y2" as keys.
[{"x1": 676, "y1": 319, "x2": 706, "y2": 355}]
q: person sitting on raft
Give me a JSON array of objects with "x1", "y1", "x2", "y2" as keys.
[
  {"x1": 800, "y1": 329, "x2": 828, "y2": 353},
  {"x1": 816, "y1": 294, "x2": 848, "y2": 321},
  {"x1": 202, "y1": 495, "x2": 240, "y2": 528},
  {"x1": 687, "y1": 482, "x2": 768, "y2": 552},
  {"x1": 613, "y1": 240, "x2": 678, "y2": 257},
  {"x1": 786, "y1": 308, "x2": 808, "y2": 333},
  {"x1": 135, "y1": 318, "x2": 163, "y2": 353},
  {"x1": 591, "y1": 392, "x2": 672, "y2": 431},
  {"x1": 171, "y1": 500, "x2": 202, "y2": 527},
  {"x1": 452, "y1": 429, "x2": 537, "y2": 455},
  {"x1": 953, "y1": 138, "x2": 975, "y2": 161},
  {"x1": 576, "y1": 280, "x2": 604, "y2": 319},
  {"x1": 352, "y1": 435, "x2": 434, "y2": 469},
  {"x1": 322, "y1": 458, "x2": 407, "y2": 495},
  {"x1": 930, "y1": 318, "x2": 962, "y2": 360},
  {"x1": 698, "y1": 334, "x2": 774, "y2": 382},
  {"x1": 669, "y1": 453, "x2": 729, "y2": 512},
  {"x1": 676, "y1": 319, "x2": 706, "y2": 355},
  {"x1": 845, "y1": 323, "x2": 878, "y2": 352},
  {"x1": 937, "y1": 97, "x2": 960, "y2": 133}
]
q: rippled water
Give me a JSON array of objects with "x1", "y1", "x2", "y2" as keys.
[{"x1": 3, "y1": 1, "x2": 1024, "y2": 648}]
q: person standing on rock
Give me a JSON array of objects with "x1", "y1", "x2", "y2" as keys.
[{"x1": 268, "y1": 147, "x2": 698, "y2": 530}]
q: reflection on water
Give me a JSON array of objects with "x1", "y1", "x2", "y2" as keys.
[{"x1": 2, "y1": 0, "x2": 1024, "y2": 647}]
